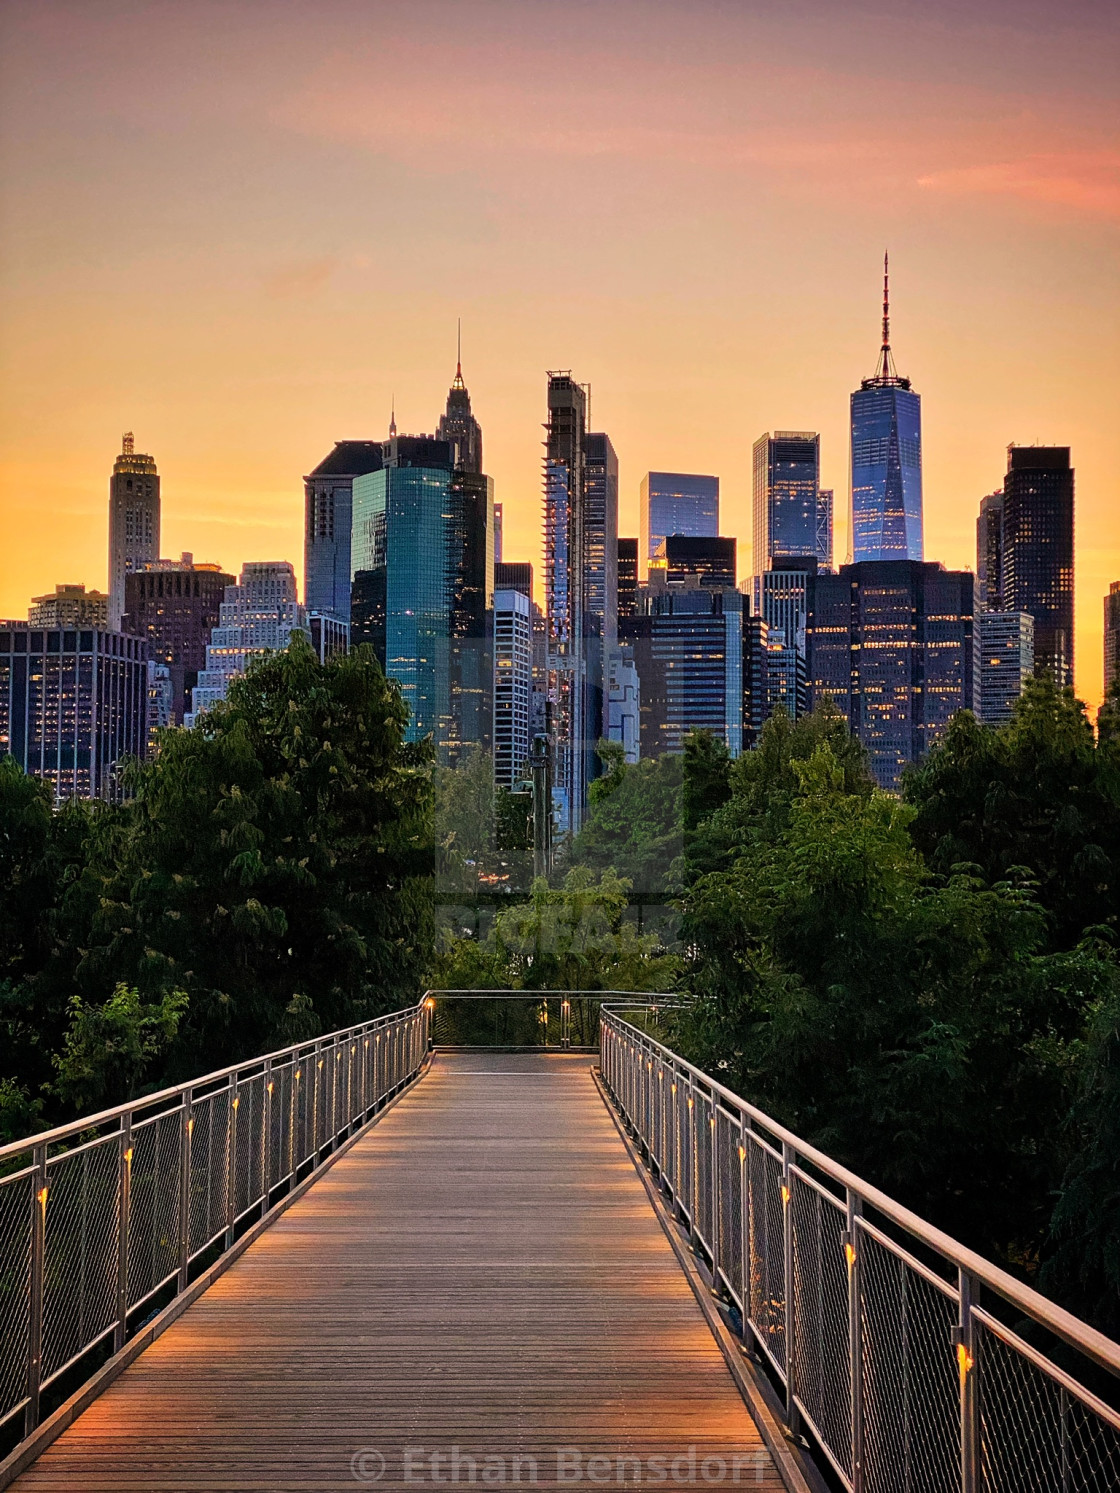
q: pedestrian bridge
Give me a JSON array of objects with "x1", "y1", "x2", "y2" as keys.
[{"x1": 0, "y1": 996, "x2": 1118, "y2": 1492}]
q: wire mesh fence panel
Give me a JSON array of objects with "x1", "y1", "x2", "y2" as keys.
[
  {"x1": 189, "y1": 1089, "x2": 230, "y2": 1256},
  {"x1": 790, "y1": 1171, "x2": 851, "y2": 1481},
  {"x1": 677, "y1": 1085, "x2": 694, "y2": 1228},
  {"x1": 860, "y1": 1226, "x2": 959, "y2": 1493},
  {"x1": 975, "y1": 1317, "x2": 1120, "y2": 1493},
  {"x1": 650, "y1": 1065, "x2": 663, "y2": 1170},
  {"x1": 270, "y1": 1062, "x2": 294, "y2": 1191},
  {"x1": 694, "y1": 1095, "x2": 714, "y2": 1253},
  {"x1": 662, "y1": 1072, "x2": 678, "y2": 1199},
  {"x1": 41, "y1": 1138, "x2": 121, "y2": 1381},
  {"x1": 127, "y1": 1109, "x2": 181, "y2": 1308},
  {"x1": 747, "y1": 1134, "x2": 787, "y2": 1375},
  {"x1": 0, "y1": 1169, "x2": 34, "y2": 1424},
  {"x1": 716, "y1": 1109, "x2": 743, "y2": 1307},
  {"x1": 233, "y1": 1074, "x2": 265, "y2": 1220}
]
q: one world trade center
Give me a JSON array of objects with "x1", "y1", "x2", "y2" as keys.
[{"x1": 849, "y1": 254, "x2": 923, "y2": 561}]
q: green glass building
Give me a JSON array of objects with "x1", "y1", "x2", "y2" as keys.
[{"x1": 351, "y1": 435, "x2": 492, "y2": 757}]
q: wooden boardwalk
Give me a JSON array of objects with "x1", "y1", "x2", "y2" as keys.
[{"x1": 12, "y1": 1053, "x2": 784, "y2": 1491}]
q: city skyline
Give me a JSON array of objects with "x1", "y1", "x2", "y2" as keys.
[{"x1": 0, "y1": 1, "x2": 1117, "y2": 708}]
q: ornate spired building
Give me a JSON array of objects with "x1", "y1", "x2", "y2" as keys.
[
  {"x1": 436, "y1": 328, "x2": 483, "y2": 474},
  {"x1": 849, "y1": 256, "x2": 923, "y2": 563},
  {"x1": 108, "y1": 433, "x2": 160, "y2": 630}
]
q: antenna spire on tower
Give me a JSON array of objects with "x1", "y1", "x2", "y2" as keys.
[
  {"x1": 874, "y1": 250, "x2": 898, "y2": 381},
  {"x1": 453, "y1": 317, "x2": 465, "y2": 389},
  {"x1": 389, "y1": 396, "x2": 397, "y2": 438}
]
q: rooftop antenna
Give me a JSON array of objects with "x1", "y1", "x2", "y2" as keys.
[
  {"x1": 389, "y1": 395, "x2": 397, "y2": 438},
  {"x1": 122, "y1": 431, "x2": 134, "y2": 456},
  {"x1": 875, "y1": 251, "x2": 898, "y2": 381},
  {"x1": 453, "y1": 317, "x2": 465, "y2": 389}
]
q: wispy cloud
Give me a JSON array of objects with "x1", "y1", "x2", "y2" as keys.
[
  {"x1": 261, "y1": 256, "x2": 337, "y2": 300},
  {"x1": 918, "y1": 151, "x2": 1120, "y2": 219}
]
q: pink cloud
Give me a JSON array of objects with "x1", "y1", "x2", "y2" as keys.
[{"x1": 917, "y1": 152, "x2": 1120, "y2": 219}]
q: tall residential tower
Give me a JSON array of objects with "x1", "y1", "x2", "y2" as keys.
[
  {"x1": 752, "y1": 431, "x2": 831, "y2": 571},
  {"x1": 1001, "y1": 446, "x2": 1075, "y2": 689}
]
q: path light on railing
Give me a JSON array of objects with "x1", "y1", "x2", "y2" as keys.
[
  {"x1": 598, "y1": 1004, "x2": 1120, "y2": 1493},
  {"x1": 0, "y1": 999, "x2": 429, "y2": 1468}
]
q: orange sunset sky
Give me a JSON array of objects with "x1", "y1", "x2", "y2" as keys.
[{"x1": 1, "y1": 0, "x2": 1117, "y2": 706}]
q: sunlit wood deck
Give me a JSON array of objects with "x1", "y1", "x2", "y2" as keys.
[{"x1": 12, "y1": 1052, "x2": 786, "y2": 1491}]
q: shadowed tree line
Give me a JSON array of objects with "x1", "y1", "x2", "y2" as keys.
[{"x1": 1, "y1": 637, "x2": 433, "y2": 1134}]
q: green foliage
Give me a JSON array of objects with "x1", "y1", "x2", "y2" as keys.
[
  {"x1": 571, "y1": 743, "x2": 684, "y2": 896},
  {"x1": 434, "y1": 866, "x2": 680, "y2": 995},
  {"x1": 52, "y1": 983, "x2": 188, "y2": 1113},
  {"x1": 1044, "y1": 964, "x2": 1120, "y2": 1337},
  {"x1": 680, "y1": 721, "x2": 1120, "y2": 1280},
  {"x1": 905, "y1": 676, "x2": 1120, "y2": 950},
  {"x1": 0, "y1": 638, "x2": 436, "y2": 1126}
]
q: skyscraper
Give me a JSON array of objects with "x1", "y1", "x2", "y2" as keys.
[
  {"x1": 304, "y1": 441, "x2": 383, "y2": 622},
  {"x1": 849, "y1": 256, "x2": 923, "y2": 563},
  {"x1": 807, "y1": 561, "x2": 975, "y2": 790},
  {"x1": 123, "y1": 554, "x2": 234, "y2": 723},
  {"x1": 584, "y1": 432, "x2": 619, "y2": 653},
  {"x1": 752, "y1": 431, "x2": 831, "y2": 571},
  {"x1": 351, "y1": 433, "x2": 491, "y2": 760},
  {"x1": 28, "y1": 584, "x2": 110, "y2": 629},
  {"x1": 1001, "y1": 446, "x2": 1075, "y2": 689},
  {"x1": 436, "y1": 331, "x2": 483, "y2": 473},
  {"x1": 650, "y1": 535, "x2": 736, "y2": 589},
  {"x1": 976, "y1": 490, "x2": 1004, "y2": 610},
  {"x1": 108, "y1": 433, "x2": 160, "y2": 630},
  {"x1": 977, "y1": 612, "x2": 1033, "y2": 725},
  {"x1": 543, "y1": 372, "x2": 592, "y2": 834},
  {"x1": 493, "y1": 587, "x2": 532, "y2": 789},
  {"x1": 0, "y1": 623, "x2": 148, "y2": 800},
  {"x1": 617, "y1": 539, "x2": 638, "y2": 622},
  {"x1": 752, "y1": 558, "x2": 817, "y2": 720},
  {"x1": 1105, "y1": 582, "x2": 1120, "y2": 696},
  {"x1": 187, "y1": 562, "x2": 305, "y2": 724},
  {"x1": 639, "y1": 473, "x2": 719, "y2": 580}
]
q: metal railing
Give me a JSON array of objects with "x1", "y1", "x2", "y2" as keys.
[
  {"x1": 428, "y1": 988, "x2": 655, "y2": 1049},
  {"x1": 0, "y1": 1000, "x2": 430, "y2": 1457},
  {"x1": 600, "y1": 1007, "x2": 1120, "y2": 1493}
]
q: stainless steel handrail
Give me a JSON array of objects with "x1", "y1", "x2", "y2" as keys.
[
  {"x1": 600, "y1": 1006, "x2": 1120, "y2": 1493},
  {"x1": 427, "y1": 988, "x2": 666, "y2": 1049},
  {"x1": 0, "y1": 999, "x2": 431, "y2": 1459}
]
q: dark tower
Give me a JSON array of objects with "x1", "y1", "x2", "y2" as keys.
[
  {"x1": 1002, "y1": 446, "x2": 1074, "y2": 688},
  {"x1": 436, "y1": 323, "x2": 483, "y2": 473}
]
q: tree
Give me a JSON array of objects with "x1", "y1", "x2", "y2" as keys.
[
  {"x1": 51, "y1": 983, "x2": 188, "y2": 1113},
  {"x1": 905, "y1": 677, "x2": 1120, "y2": 951},
  {"x1": 434, "y1": 865, "x2": 680, "y2": 996},
  {"x1": 570, "y1": 744, "x2": 684, "y2": 897},
  {"x1": 680, "y1": 739, "x2": 1103, "y2": 1266},
  {"x1": 72, "y1": 638, "x2": 435, "y2": 1075}
]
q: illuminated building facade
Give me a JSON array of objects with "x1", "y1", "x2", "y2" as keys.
[{"x1": 108, "y1": 433, "x2": 160, "y2": 630}]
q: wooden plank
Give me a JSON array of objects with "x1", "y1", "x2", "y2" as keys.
[{"x1": 11, "y1": 1052, "x2": 786, "y2": 1491}]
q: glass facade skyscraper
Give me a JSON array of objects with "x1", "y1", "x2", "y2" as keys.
[
  {"x1": 352, "y1": 437, "x2": 456, "y2": 747},
  {"x1": 849, "y1": 258, "x2": 923, "y2": 563},
  {"x1": 1001, "y1": 446, "x2": 1075, "y2": 689},
  {"x1": 807, "y1": 561, "x2": 975, "y2": 790},
  {"x1": 639, "y1": 472, "x2": 719, "y2": 579},
  {"x1": 584, "y1": 433, "x2": 619, "y2": 653},
  {"x1": 304, "y1": 441, "x2": 383, "y2": 623},
  {"x1": 752, "y1": 432, "x2": 831, "y2": 570}
]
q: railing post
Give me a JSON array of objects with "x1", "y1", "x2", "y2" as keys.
[
  {"x1": 115, "y1": 1115, "x2": 133, "y2": 1351},
  {"x1": 739, "y1": 1118, "x2": 750, "y2": 1346},
  {"x1": 782, "y1": 1141, "x2": 801, "y2": 1438},
  {"x1": 177, "y1": 1088, "x2": 193, "y2": 1290},
  {"x1": 709, "y1": 1101, "x2": 720, "y2": 1291},
  {"x1": 846, "y1": 1192, "x2": 864, "y2": 1493},
  {"x1": 24, "y1": 1142, "x2": 48, "y2": 1437},
  {"x1": 956, "y1": 1269, "x2": 980, "y2": 1493},
  {"x1": 262, "y1": 1058, "x2": 273, "y2": 1216},
  {"x1": 225, "y1": 1071, "x2": 238, "y2": 1247},
  {"x1": 312, "y1": 1040, "x2": 322, "y2": 1162},
  {"x1": 562, "y1": 998, "x2": 571, "y2": 1049}
]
